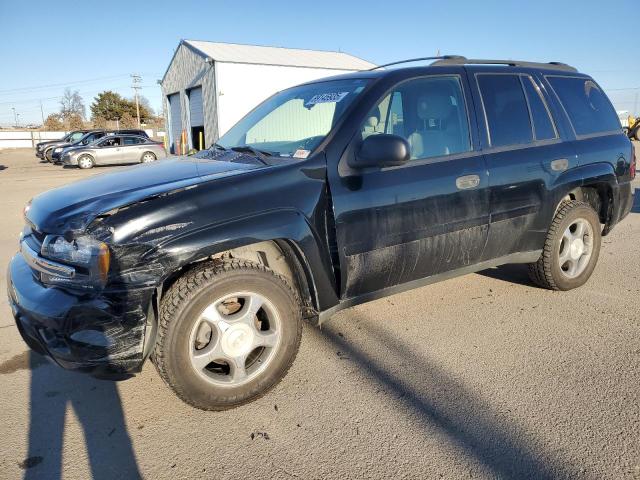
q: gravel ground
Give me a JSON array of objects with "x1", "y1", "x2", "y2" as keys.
[{"x1": 0, "y1": 148, "x2": 638, "y2": 479}]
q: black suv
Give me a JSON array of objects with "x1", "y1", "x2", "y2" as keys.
[
  {"x1": 8, "y1": 57, "x2": 634, "y2": 410},
  {"x1": 49, "y1": 129, "x2": 149, "y2": 163}
]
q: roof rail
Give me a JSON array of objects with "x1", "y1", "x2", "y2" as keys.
[
  {"x1": 430, "y1": 57, "x2": 578, "y2": 72},
  {"x1": 368, "y1": 55, "x2": 467, "y2": 71}
]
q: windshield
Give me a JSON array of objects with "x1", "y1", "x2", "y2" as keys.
[
  {"x1": 217, "y1": 78, "x2": 369, "y2": 158},
  {"x1": 69, "y1": 132, "x2": 85, "y2": 142}
]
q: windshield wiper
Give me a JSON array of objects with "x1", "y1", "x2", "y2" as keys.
[
  {"x1": 230, "y1": 146, "x2": 273, "y2": 164},
  {"x1": 211, "y1": 143, "x2": 226, "y2": 151}
]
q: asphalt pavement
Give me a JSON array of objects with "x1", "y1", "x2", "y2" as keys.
[{"x1": 0, "y1": 148, "x2": 638, "y2": 479}]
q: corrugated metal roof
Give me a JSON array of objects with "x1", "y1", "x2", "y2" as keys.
[{"x1": 184, "y1": 40, "x2": 376, "y2": 70}]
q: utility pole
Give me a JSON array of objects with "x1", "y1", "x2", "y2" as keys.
[
  {"x1": 131, "y1": 74, "x2": 142, "y2": 128},
  {"x1": 11, "y1": 107, "x2": 17, "y2": 127},
  {"x1": 40, "y1": 101, "x2": 45, "y2": 126},
  {"x1": 634, "y1": 89, "x2": 639, "y2": 117}
]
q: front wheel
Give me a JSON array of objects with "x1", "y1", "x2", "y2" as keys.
[
  {"x1": 153, "y1": 260, "x2": 303, "y2": 410},
  {"x1": 528, "y1": 200, "x2": 601, "y2": 290}
]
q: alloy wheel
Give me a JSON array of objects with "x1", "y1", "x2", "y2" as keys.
[
  {"x1": 188, "y1": 291, "x2": 282, "y2": 386},
  {"x1": 557, "y1": 218, "x2": 594, "y2": 278}
]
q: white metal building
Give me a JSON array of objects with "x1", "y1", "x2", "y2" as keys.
[{"x1": 160, "y1": 40, "x2": 375, "y2": 153}]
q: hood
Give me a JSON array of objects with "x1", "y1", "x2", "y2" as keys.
[
  {"x1": 27, "y1": 155, "x2": 263, "y2": 233},
  {"x1": 37, "y1": 139, "x2": 65, "y2": 148}
]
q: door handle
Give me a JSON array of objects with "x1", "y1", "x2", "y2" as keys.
[
  {"x1": 456, "y1": 174, "x2": 480, "y2": 190},
  {"x1": 550, "y1": 158, "x2": 568, "y2": 172}
]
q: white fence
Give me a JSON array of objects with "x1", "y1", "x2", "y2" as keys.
[
  {"x1": 0, "y1": 129, "x2": 164, "y2": 149},
  {"x1": 0, "y1": 131, "x2": 66, "y2": 148}
]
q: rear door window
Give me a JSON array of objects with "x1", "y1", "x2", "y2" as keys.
[
  {"x1": 546, "y1": 76, "x2": 620, "y2": 136},
  {"x1": 477, "y1": 74, "x2": 533, "y2": 147},
  {"x1": 522, "y1": 77, "x2": 557, "y2": 141}
]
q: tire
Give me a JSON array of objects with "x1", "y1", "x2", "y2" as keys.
[
  {"x1": 634, "y1": 127, "x2": 640, "y2": 142},
  {"x1": 77, "y1": 155, "x2": 94, "y2": 169},
  {"x1": 153, "y1": 259, "x2": 303, "y2": 410},
  {"x1": 141, "y1": 151, "x2": 157, "y2": 163},
  {"x1": 528, "y1": 200, "x2": 601, "y2": 291},
  {"x1": 44, "y1": 149, "x2": 54, "y2": 162}
]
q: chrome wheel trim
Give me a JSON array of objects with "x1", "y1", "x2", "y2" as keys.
[
  {"x1": 558, "y1": 218, "x2": 594, "y2": 279},
  {"x1": 188, "y1": 291, "x2": 282, "y2": 387},
  {"x1": 142, "y1": 153, "x2": 155, "y2": 163}
]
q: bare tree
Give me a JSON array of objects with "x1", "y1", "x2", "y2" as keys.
[{"x1": 60, "y1": 88, "x2": 86, "y2": 120}]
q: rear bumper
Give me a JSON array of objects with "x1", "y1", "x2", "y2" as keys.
[{"x1": 7, "y1": 253, "x2": 151, "y2": 377}]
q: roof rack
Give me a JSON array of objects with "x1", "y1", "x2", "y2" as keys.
[
  {"x1": 368, "y1": 56, "x2": 466, "y2": 71},
  {"x1": 430, "y1": 57, "x2": 578, "y2": 72}
]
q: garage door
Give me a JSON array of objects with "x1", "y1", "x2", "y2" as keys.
[
  {"x1": 168, "y1": 93, "x2": 182, "y2": 154},
  {"x1": 189, "y1": 87, "x2": 204, "y2": 127}
]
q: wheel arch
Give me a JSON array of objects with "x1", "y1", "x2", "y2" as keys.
[
  {"x1": 151, "y1": 210, "x2": 340, "y2": 319},
  {"x1": 551, "y1": 162, "x2": 618, "y2": 234}
]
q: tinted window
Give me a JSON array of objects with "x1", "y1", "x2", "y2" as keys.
[
  {"x1": 100, "y1": 137, "x2": 121, "y2": 147},
  {"x1": 478, "y1": 74, "x2": 533, "y2": 147},
  {"x1": 477, "y1": 75, "x2": 527, "y2": 147},
  {"x1": 522, "y1": 77, "x2": 557, "y2": 141},
  {"x1": 123, "y1": 137, "x2": 142, "y2": 145},
  {"x1": 362, "y1": 76, "x2": 471, "y2": 160},
  {"x1": 547, "y1": 76, "x2": 620, "y2": 135}
]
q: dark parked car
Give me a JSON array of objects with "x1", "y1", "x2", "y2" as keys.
[
  {"x1": 36, "y1": 130, "x2": 91, "y2": 160},
  {"x1": 8, "y1": 57, "x2": 634, "y2": 410},
  {"x1": 49, "y1": 129, "x2": 149, "y2": 163}
]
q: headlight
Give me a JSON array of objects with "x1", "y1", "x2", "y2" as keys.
[
  {"x1": 23, "y1": 200, "x2": 31, "y2": 222},
  {"x1": 40, "y1": 235, "x2": 110, "y2": 288}
]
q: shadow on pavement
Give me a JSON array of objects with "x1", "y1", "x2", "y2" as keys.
[
  {"x1": 314, "y1": 318, "x2": 568, "y2": 479},
  {"x1": 22, "y1": 351, "x2": 140, "y2": 479},
  {"x1": 475, "y1": 263, "x2": 535, "y2": 287},
  {"x1": 632, "y1": 188, "x2": 640, "y2": 213}
]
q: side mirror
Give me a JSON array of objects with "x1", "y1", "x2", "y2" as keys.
[{"x1": 349, "y1": 134, "x2": 410, "y2": 169}]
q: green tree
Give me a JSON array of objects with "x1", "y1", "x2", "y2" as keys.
[
  {"x1": 91, "y1": 91, "x2": 152, "y2": 124},
  {"x1": 44, "y1": 113, "x2": 64, "y2": 130},
  {"x1": 91, "y1": 91, "x2": 127, "y2": 121}
]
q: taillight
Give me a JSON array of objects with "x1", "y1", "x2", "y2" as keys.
[{"x1": 631, "y1": 147, "x2": 636, "y2": 180}]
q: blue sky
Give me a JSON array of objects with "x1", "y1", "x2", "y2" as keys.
[{"x1": 1, "y1": 0, "x2": 638, "y2": 125}]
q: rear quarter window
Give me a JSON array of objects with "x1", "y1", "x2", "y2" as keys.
[{"x1": 546, "y1": 76, "x2": 620, "y2": 136}]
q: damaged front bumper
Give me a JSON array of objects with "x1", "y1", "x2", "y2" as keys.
[{"x1": 7, "y1": 253, "x2": 153, "y2": 378}]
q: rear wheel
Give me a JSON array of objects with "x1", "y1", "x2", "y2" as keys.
[
  {"x1": 77, "y1": 155, "x2": 94, "y2": 169},
  {"x1": 528, "y1": 200, "x2": 601, "y2": 290},
  {"x1": 153, "y1": 260, "x2": 302, "y2": 410},
  {"x1": 141, "y1": 151, "x2": 156, "y2": 163}
]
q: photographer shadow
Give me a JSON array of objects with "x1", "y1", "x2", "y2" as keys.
[{"x1": 23, "y1": 351, "x2": 140, "y2": 479}]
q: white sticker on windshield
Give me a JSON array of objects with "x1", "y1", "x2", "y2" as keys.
[
  {"x1": 305, "y1": 92, "x2": 349, "y2": 106},
  {"x1": 293, "y1": 149, "x2": 310, "y2": 159}
]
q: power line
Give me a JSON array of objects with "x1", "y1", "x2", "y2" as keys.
[{"x1": 0, "y1": 72, "x2": 163, "y2": 95}]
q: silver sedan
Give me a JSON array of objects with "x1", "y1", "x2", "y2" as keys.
[{"x1": 61, "y1": 135, "x2": 167, "y2": 169}]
